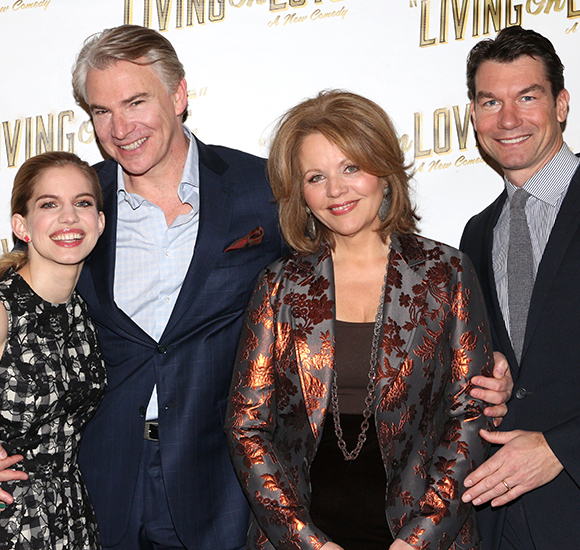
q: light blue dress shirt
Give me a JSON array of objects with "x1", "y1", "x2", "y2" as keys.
[{"x1": 113, "y1": 125, "x2": 200, "y2": 420}]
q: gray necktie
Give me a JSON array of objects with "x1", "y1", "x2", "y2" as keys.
[{"x1": 508, "y1": 189, "x2": 533, "y2": 363}]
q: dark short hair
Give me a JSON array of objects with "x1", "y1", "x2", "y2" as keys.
[
  {"x1": 268, "y1": 90, "x2": 418, "y2": 254},
  {"x1": 466, "y1": 26, "x2": 564, "y2": 101}
]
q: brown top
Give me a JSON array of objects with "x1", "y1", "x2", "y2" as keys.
[{"x1": 334, "y1": 320, "x2": 375, "y2": 414}]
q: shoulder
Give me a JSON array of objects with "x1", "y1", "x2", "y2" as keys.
[
  {"x1": 92, "y1": 158, "x2": 118, "y2": 192},
  {"x1": 258, "y1": 247, "x2": 330, "y2": 291},
  {"x1": 396, "y1": 233, "x2": 467, "y2": 267},
  {"x1": 462, "y1": 192, "x2": 506, "y2": 237},
  {"x1": 198, "y1": 141, "x2": 268, "y2": 185}
]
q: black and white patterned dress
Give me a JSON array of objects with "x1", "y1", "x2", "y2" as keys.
[{"x1": 0, "y1": 269, "x2": 106, "y2": 549}]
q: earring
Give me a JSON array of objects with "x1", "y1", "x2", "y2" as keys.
[
  {"x1": 378, "y1": 186, "x2": 390, "y2": 222},
  {"x1": 305, "y1": 206, "x2": 317, "y2": 240},
  {"x1": 24, "y1": 236, "x2": 30, "y2": 243}
]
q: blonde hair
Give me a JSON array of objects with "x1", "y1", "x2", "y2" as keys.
[{"x1": 268, "y1": 90, "x2": 418, "y2": 254}]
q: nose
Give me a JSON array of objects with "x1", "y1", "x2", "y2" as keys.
[
  {"x1": 111, "y1": 111, "x2": 133, "y2": 140},
  {"x1": 58, "y1": 203, "x2": 80, "y2": 225},
  {"x1": 326, "y1": 174, "x2": 347, "y2": 198},
  {"x1": 498, "y1": 102, "x2": 522, "y2": 130}
]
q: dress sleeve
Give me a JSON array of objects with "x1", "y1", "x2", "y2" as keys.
[
  {"x1": 225, "y1": 268, "x2": 330, "y2": 550},
  {"x1": 396, "y1": 255, "x2": 495, "y2": 550}
]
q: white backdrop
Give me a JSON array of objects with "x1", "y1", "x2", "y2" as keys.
[{"x1": 0, "y1": 0, "x2": 579, "y2": 253}]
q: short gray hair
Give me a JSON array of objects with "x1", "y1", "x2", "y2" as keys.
[{"x1": 72, "y1": 24, "x2": 185, "y2": 106}]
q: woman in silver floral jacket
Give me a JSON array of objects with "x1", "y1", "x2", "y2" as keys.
[{"x1": 225, "y1": 91, "x2": 495, "y2": 550}]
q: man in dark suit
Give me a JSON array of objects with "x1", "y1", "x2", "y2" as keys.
[
  {"x1": 70, "y1": 25, "x2": 286, "y2": 550},
  {"x1": 460, "y1": 26, "x2": 580, "y2": 550}
]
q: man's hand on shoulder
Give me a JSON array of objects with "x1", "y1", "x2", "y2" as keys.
[{"x1": 470, "y1": 352, "x2": 513, "y2": 427}]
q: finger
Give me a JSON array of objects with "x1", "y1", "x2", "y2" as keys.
[
  {"x1": 464, "y1": 470, "x2": 511, "y2": 503},
  {"x1": 479, "y1": 429, "x2": 519, "y2": 445},
  {"x1": 483, "y1": 403, "x2": 507, "y2": 418},
  {"x1": 0, "y1": 470, "x2": 28, "y2": 482},
  {"x1": 471, "y1": 375, "x2": 505, "y2": 392},
  {"x1": 471, "y1": 385, "x2": 508, "y2": 404},
  {"x1": 0, "y1": 488, "x2": 14, "y2": 505},
  {"x1": 0, "y1": 446, "x2": 6, "y2": 460},
  {"x1": 492, "y1": 352, "x2": 508, "y2": 378},
  {"x1": 0, "y1": 455, "x2": 25, "y2": 470},
  {"x1": 490, "y1": 481, "x2": 527, "y2": 507}
]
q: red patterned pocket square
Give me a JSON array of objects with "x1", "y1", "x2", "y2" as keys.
[{"x1": 224, "y1": 226, "x2": 264, "y2": 252}]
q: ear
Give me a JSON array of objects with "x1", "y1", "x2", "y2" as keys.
[
  {"x1": 173, "y1": 78, "x2": 188, "y2": 118},
  {"x1": 556, "y1": 88, "x2": 570, "y2": 123},
  {"x1": 470, "y1": 100, "x2": 478, "y2": 131},
  {"x1": 11, "y1": 214, "x2": 29, "y2": 243},
  {"x1": 97, "y1": 211, "x2": 105, "y2": 236}
]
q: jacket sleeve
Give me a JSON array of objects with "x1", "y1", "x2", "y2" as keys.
[
  {"x1": 395, "y1": 255, "x2": 495, "y2": 550},
  {"x1": 225, "y1": 268, "x2": 330, "y2": 550}
]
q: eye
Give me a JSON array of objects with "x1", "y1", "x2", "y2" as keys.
[
  {"x1": 76, "y1": 199, "x2": 94, "y2": 208},
  {"x1": 39, "y1": 201, "x2": 57, "y2": 209},
  {"x1": 344, "y1": 165, "x2": 359, "y2": 174},
  {"x1": 306, "y1": 173, "x2": 324, "y2": 184},
  {"x1": 92, "y1": 109, "x2": 108, "y2": 116},
  {"x1": 521, "y1": 95, "x2": 535, "y2": 102},
  {"x1": 131, "y1": 100, "x2": 144, "y2": 107},
  {"x1": 482, "y1": 99, "x2": 498, "y2": 108}
]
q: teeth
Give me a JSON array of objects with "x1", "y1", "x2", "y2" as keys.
[
  {"x1": 52, "y1": 234, "x2": 83, "y2": 242},
  {"x1": 330, "y1": 202, "x2": 355, "y2": 212},
  {"x1": 121, "y1": 137, "x2": 146, "y2": 151},
  {"x1": 499, "y1": 136, "x2": 529, "y2": 144}
]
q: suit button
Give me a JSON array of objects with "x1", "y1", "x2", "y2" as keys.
[
  {"x1": 139, "y1": 406, "x2": 146, "y2": 417},
  {"x1": 515, "y1": 388, "x2": 527, "y2": 399},
  {"x1": 157, "y1": 345, "x2": 167, "y2": 355}
]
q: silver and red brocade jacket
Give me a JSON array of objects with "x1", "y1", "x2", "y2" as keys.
[{"x1": 225, "y1": 233, "x2": 494, "y2": 550}]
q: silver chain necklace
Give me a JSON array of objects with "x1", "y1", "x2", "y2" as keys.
[{"x1": 330, "y1": 258, "x2": 389, "y2": 461}]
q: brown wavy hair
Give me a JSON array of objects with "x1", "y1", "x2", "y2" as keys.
[
  {"x1": 267, "y1": 89, "x2": 418, "y2": 254},
  {"x1": 0, "y1": 152, "x2": 102, "y2": 278}
]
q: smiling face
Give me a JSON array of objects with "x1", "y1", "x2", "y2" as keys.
[
  {"x1": 299, "y1": 133, "x2": 384, "y2": 246},
  {"x1": 471, "y1": 56, "x2": 569, "y2": 187},
  {"x1": 85, "y1": 59, "x2": 188, "y2": 185},
  {"x1": 12, "y1": 165, "x2": 105, "y2": 270}
]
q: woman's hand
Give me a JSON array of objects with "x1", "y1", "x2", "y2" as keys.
[
  {"x1": 0, "y1": 445, "x2": 28, "y2": 505},
  {"x1": 320, "y1": 543, "x2": 344, "y2": 550},
  {"x1": 389, "y1": 539, "x2": 414, "y2": 550}
]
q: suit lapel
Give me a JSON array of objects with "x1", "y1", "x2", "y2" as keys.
[
  {"x1": 290, "y1": 248, "x2": 335, "y2": 443},
  {"x1": 374, "y1": 234, "x2": 431, "y2": 399},
  {"x1": 523, "y1": 169, "x2": 580, "y2": 360}
]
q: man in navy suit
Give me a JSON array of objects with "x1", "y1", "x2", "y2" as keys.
[
  {"x1": 460, "y1": 27, "x2": 580, "y2": 550},
  {"x1": 70, "y1": 25, "x2": 286, "y2": 550}
]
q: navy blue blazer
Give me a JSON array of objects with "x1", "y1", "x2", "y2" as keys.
[
  {"x1": 77, "y1": 139, "x2": 287, "y2": 549},
  {"x1": 460, "y1": 164, "x2": 580, "y2": 550}
]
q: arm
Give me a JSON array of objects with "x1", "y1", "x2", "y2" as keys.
[
  {"x1": 470, "y1": 351, "x2": 513, "y2": 426},
  {"x1": 395, "y1": 257, "x2": 495, "y2": 549},
  {"x1": 225, "y1": 270, "x2": 330, "y2": 550},
  {"x1": 0, "y1": 303, "x2": 29, "y2": 506}
]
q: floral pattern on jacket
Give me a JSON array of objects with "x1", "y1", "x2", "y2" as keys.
[{"x1": 225, "y1": 234, "x2": 494, "y2": 550}]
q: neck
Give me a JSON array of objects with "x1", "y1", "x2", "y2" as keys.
[
  {"x1": 18, "y1": 261, "x2": 81, "y2": 304},
  {"x1": 332, "y1": 232, "x2": 391, "y2": 265},
  {"x1": 124, "y1": 132, "x2": 190, "y2": 199}
]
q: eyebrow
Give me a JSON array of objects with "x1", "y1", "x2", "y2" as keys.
[
  {"x1": 476, "y1": 83, "x2": 546, "y2": 101},
  {"x1": 34, "y1": 192, "x2": 96, "y2": 203},
  {"x1": 89, "y1": 92, "x2": 151, "y2": 111}
]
